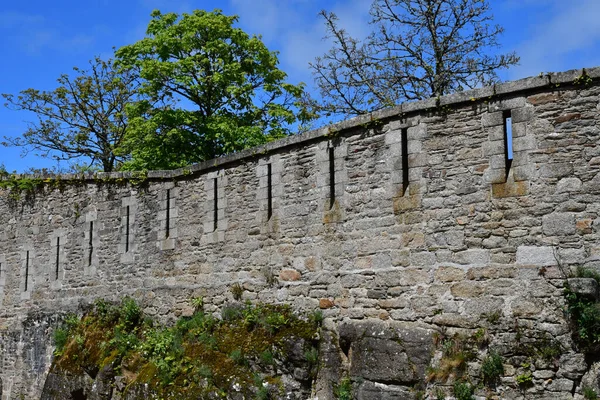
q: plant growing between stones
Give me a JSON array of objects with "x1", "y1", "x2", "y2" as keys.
[
  {"x1": 230, "y1": 282, "x2": 244, "y2": 301},
  {"x1": 334, "y1": 376, "x2": 352, "y2": 400},
  {"x1": 453, "y1": 380, "x2": 474, "y2": 400},
  {"x1": 563, "y1": 267, "x2": 600, "y2": 353},
  {"x1": 51, "y1": 298, "x2": 321, "y2": 399},
  {"x1": 583, "y1": 386, "x2": 598, "y2": 400},
  {"x1": 481, "y1": 350, "x2": 504, "y2": 386},
  {"x1": 190, "y1": 296, "x2": 204, "y2": 312}
]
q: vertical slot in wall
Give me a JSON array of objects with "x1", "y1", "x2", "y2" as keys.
[
  {"x1": 24, "y1": 250, "x2": 29, "y2": 292},
  {"x1": 213, "y1": 178, "x2": 218, "y2": 232},
  {"x1": 88, "y1": 221, "x2": 94, "y2": 267},
  {"x1": 267, "y1": 163, "x2": 273, "y2": 220},
  {"x1": 503, "y1": 110, "x2": 513, "y2": 178},
  {"x1": 125, "y1": 205, "x2": 130, "y2": 253},
  {"x1": 55, "y1": 237, "x2": 60, "y2": 280},
  {"x1": 329, "y1": 146, "x2": 335, "y2": 209},
  {"x1": 401, "y1": 127, "x2": 409, "y2": 195},
  {"x1": 165, "y1": 189, "x2": 171, "y2": 239}
]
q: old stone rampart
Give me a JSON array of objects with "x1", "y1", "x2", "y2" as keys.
[{"x1": 2, "y1": 67, "x2": 600, "y2": 399}]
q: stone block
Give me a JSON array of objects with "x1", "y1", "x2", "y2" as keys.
[
  {"x1": 482, "y1": 111, "x2": 504, "y2": 127},
  {"x1": 542, "y1": 213, "x2": 576, "y2": 236},
  {"x1": 539, "y1": 163, "x2": 574, "y2": 179},
  {"x1": 434, "y1": 266, "x2": 465, "y2": 282},
  {"x1": 567, "y1": 278, "x2": 599, "y2": 300},
  {"x1": 556, "y1": 178, "x2": 582, "y2": 193},
  {"x1": 516, "y1": 246, "x2": 556, "y2": 266},
  {"x1": 454, "y1": 249, "x2": 490, "y2": 265},
  {"x1": 451, "y1": 281, "x2": 485, "y2": 298}
]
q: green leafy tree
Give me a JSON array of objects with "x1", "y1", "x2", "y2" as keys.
[
  {"x1": 116, "y1": 9, "x2": 313, "y2": 171},
  {"x1": 311, "y1": 0, "x2": 519, "y2": 117},
  {"x1": 2, "y1": 57, "x2": 139, "y2": 172}
]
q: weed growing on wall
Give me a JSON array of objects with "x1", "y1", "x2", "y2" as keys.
[
  {"x1": 481, "y1": 350, "x2": 504, "y2": 386},
  {"x1": 564, "y1": 267, "x2": 600, "y2": 353},
  {"x1": 52, "y1": 298, "x2": 322, "y2": 399}
]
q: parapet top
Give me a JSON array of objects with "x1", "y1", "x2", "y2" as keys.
[{"x1": 3, "y1": 66, "x2": 600, "y2": 183}]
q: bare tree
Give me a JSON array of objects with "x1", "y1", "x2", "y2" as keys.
[
  {"x1": 311, "y1": 0, "x2": 519, "y2": 117},
  {"x1": 2, "y1": 57, "x2": 139, "y2": 172}
]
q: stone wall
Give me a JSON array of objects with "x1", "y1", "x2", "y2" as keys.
[{"x1": 2, "y1": 67, "x2": 600, "y2": 399}]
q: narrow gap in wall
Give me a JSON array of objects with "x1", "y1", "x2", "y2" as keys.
[
  {"x1": 125, "y1": 205, "x2": 130, "y2": 252},
  {"x1": 329, "y1": 146, "x2": 336, "y2": 209},
  {"x1": 267, "y1": 163, "x2": 273, "y2": 221},
  {"x1": 213, "y1": 178, "x2": 218, "y2": 232},
  {"x1": 503, "y1": 110, "x2": 513, "y2": 178},
  {"x1": 401, "y1": 127, "x2": 409, "y2": 195},
  {"x1": 25, "y1": 250, "x2": 29, "y2": 292},
  {"x1": 88, "y1": 221, "x2": 94, "y2": 267},
  {"x1": 165, "y1": 189, "x2": 171, "y2": 239},
  {"x1": 55, "y1": 237, "x2": 60, "y2": 280}
]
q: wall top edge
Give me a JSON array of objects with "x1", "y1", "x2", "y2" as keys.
[{"x1": 3, "y1": 66, "x2": 599, "y2": 184}]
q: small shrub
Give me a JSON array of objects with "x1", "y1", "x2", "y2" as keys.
[
  {"x1": 583, "y1": 386, "x2": 598, "y2": 400},
  {"x1": 453, "y1": 381, "x2": 474, "y2": 400},
  {"x1": 565, "y1": 288, "x2": 600, "y2": 352},
  {"x1": 120, "y1": 297, "x2": 141, "y2": 329},
  {"x1": 481, "y1": 350, "x2": 504, "y2": 386}
]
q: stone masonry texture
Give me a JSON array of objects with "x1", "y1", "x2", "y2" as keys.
[{"x1": 2, "y1": 67, "x2": 600, "y2": 398}]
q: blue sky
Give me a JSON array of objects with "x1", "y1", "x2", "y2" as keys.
[{"x1": 1, "y1": 0, "x2": 599, "y2": 172}]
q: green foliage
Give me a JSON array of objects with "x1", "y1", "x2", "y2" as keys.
[
  {"x1": 2, "y1": 57, "x2": 138, "y2": 172},
  {"x1": 115, "y1": 9, "x2": 315, "y2": 170},
  {"x1": 434, "y1": 387, "x2": 446, "y2": 400},
  {"x1": 516, "y1": 371, "x2": 533, "y2": 386},
  {"x1": 309, "y1": 310, "x2": 324, "y2": 326},
  {"x1": 577, "y1": 266, "x2": 600, "y2": 283},
  {"x1": 304, "y1": 346, "x2": 319, "y2": 368},
  {"x1": 229, "y1": 349, "x2": 247, "y2": 366},
  {"x1": 121, "y1": 297, "x2": 142, "y2": 329},
  {"x1": 564, "y1": 287, "x2": 600, "y2": 352},
  {"x1": 190, "y1": 296, "x2": 204, "y2": 312},
  {"x1": 427, "y1": 334, "x2": 474, "y2": 383},
  {"x1": 52, "y1": 299, "x2": 321, "y2": 399},
  {"x1": 259, "y1": 349, "x2": 274, "y2": 366},
  {"x1": 453, "y1": 381, "x2": 474, "y2": 400},
  {"x1": 334, "y1": 376, "x2": 352, "y2": 400},
  {"x1": 481, "y1": 350, "x2": 504, "y2": 386},
  {"x1": 583, "y1": 386, "x2": 599, "y2": 400},
  {"x1": 53, "y1": 328, "x2": 70, "y2": 356}
]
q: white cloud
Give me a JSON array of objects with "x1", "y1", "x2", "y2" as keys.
[
  {"x1": 229, "y1": 0, "x2": 371, "y2": 85},
  {"x1": 509, "y1": 0, "x2": 600, "y2": 79}
]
